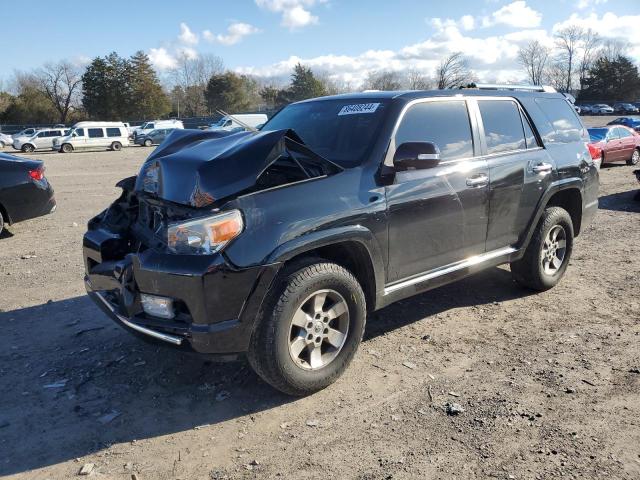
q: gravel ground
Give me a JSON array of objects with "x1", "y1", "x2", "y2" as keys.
[{"x1": 0, "y1": 116, "x2": 639, "y2": 479}]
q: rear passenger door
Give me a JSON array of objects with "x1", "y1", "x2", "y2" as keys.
[
  {"x1": 385, "y1": 99, "x2": 489, "y2": 282},
  {"x1": 87, "y1": 128, "x2": 105, "y2": 149},
  {"x1": 474, "y1": 98, "x2": 550, "y2": 250},
  {"x1": 615, "y1": 127, "x2": 635, "y2": 161}
]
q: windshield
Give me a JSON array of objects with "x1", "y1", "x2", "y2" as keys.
[
  {"x1": 261, "y1": 99, "x2": 389, "y2": 167},
  {"x1": 588, "y1": 128, "x2": 608, "y2": 141}
]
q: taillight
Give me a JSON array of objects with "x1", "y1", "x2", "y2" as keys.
[
  {"x1": 28, "y1": 167, "x2": 45, "y2": 181},
  {"x1": 586, "y1": 143, "x2": 601, "y2": 160}
]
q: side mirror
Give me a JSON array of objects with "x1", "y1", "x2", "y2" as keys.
[{"x1": 393, "y1": 142, "x2": 441, "y2": 170}]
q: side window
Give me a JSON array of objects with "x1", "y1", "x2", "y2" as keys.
[
  {"x1": 88, "y1": 128, "x2": 104, "y2": 138},
  {"x1": 607, "y1": 128, "x2": 619, "y2": 140},
  {"x1": 106, "y1": 127, "x2": 121, "y2": 137},
  {"x1": 617, "y1": 127, "x2": 632, "y2": 138},
  {"x1": 478, "y1": 100, "x2": 526, "y2": 154},
  {"x1": 534, "y1": 98, "x2": 584, "y2": 143},
  {"x1": 147, "y1": 123, "x2": 154, "y2": 129},
  {"x1": 75, "y1": 128, "x2": 85, "y2": 137},
  {"x1": 38, "y1": 131, "x2": 47, "y2": 137},
  {"x1": 521, "y1": 112, "x2": 540, "y2": 149},
  {"x1": 64, "y1": 129, "x2": 71, "y2": 135},
  {"x1": 395, "y1": 100, "x2": 474, "y2": 161}
]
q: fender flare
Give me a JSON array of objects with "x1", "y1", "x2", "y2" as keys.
[
  {"x1": 516, "y1": 177, "x2": 583, "y2": 255},
  {"x1": 265, "y1": 224, "x2": 386, "y2": 301}
]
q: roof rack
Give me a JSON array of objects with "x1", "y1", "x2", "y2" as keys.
[{"x1": 471, "y1": 83, "x2": 557, "y2": 93}]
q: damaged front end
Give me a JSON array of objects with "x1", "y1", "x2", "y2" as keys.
[{"x1": 83, "y1": 128, "x2": 342, "y2": 354}]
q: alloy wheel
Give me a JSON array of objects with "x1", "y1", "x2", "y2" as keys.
[
  {"x1": 632, "y1": 150, "x2": 639, "y2": 165},
  {"x1": 288, "y1": 289, "x2": 349, "y2": 371},
  {"x1": 541, "y1": 225, "x2": 567, "y2": 275}
]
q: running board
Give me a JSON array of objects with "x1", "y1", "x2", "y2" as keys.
[{"x1": 383, "y1": 247, "x2": 517, "y2": 296}]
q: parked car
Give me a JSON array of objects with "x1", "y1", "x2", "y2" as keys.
[
  {"x1": 134, "y1": 128, "x2": 175, "y2": 147},
  {"x1": 578, "y1": 104, "x2": 594, "y2": 115},
  {"x1": 13, "y1": 128, "x2": 71, "y2": 152},
  {"x1": 0, "y1": 133, "x2": 13, "y2": 147},
  {"x1": 613, "y1": 103, "x2": 639, "y2": 114},
  {"x1": 0, "y1": 153, "x2": 56, "y2": 235},
  {"x1": 588, "y1": 126, "x2": 640, "y2": 166},
  {"x1": 132, "y1": 120, "x2": 184, "y2": 140},
  {"x1": 83, "y1": 87, "x2": 599, "y2": 396},
  {"x1": 53, "y1": 122, "x2": 130, "y2": 152},
  {"x1": 12, "y1": 128, "x2": 37, "y2": 139},
  {"x1": 607, "y1": 116, "x2": 640, "y2": 132},
  {"x1": 208, "y1": 114, "x2": 268, "y2": 132},
  {"x1": 591, "y1": 104, "x2": 614, "y2": 115}
]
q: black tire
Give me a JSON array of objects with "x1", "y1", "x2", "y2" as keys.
[
  {"x1": 110, "y1": 142, "x2": 122, "y2": 151},
  {"x1": 510, "y1": 206, "x2": 574, "y2": 291},
  {"x1": 247, "y1": 258, "x2": 367, "y2": 396},
  {"x1": 600, "y1": 152, "x2": 606, "y2": 167},
  {"x1": 627, "y1": 148, "x2": 640, "y2": 166},
  {"x1": 144, "y1": 139, "x2": 152, "y2": 147},
  {"x1": 21, "y1": 144, "x2": 34, "y2": 153},
  {"x1": 61, "y1": 143, "x2": 73, "y2": 153}
]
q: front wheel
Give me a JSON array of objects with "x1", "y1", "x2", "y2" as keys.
[
  {"x1": 61, "y1": 143, "x2": 73, "y2": 153},
  {"x1": 627, "y1": 148, "x2": 640, "y2": 166},
  {"x1": 248, "y1": 259, "x2": 366, "y2": 396},
  {"x1": 510, "y1": 206, "x2": 574, "y2": 291},
  {"x1": 110, "y1": 142, "x2": 122, "y2": 151}
]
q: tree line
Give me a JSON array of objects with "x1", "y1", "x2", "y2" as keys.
[{"x1": 1, "y1": 35, "x2": 638, "y2": 126}]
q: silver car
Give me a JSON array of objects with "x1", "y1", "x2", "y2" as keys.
[{"x1": 13, "y1": 128, "x2": 71, "y2": 152}]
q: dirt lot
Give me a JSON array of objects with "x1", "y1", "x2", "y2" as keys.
[{"x1": 1, "y1": 117, "x2": 639, "y2": 480}]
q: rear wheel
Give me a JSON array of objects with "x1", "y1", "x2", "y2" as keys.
[
  {"x1": 110, "y1": 142, "x2": 122, "y2": 151},
  {"x1": 248, "y1": 259, "x2": 366, "y2": 396},
  {"x1": 510, "y1": 206, "x2": 574, "y2": 291},
  {"x1": 21, "y1": 144, "x2": 34, "y2": 153},
  {"x1": 61, "y1": 143, "x2": 73, "y2": 153},
  {"x1": 627, "y1": 148, "x2": 640, "y2": 166}
]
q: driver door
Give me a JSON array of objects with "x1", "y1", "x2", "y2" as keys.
[{"x1": 385, "y1": 99, "x2": 489, "y2": 283}]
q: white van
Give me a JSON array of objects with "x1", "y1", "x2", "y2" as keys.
[
  {"x1": 13, "y1": 128, "x2": 71, "y2": 152},
  {"x1": 208, "y1": 114, "x2": 268, "y2": 131},
  {"x1": 53, "y1": 122, "x2": 130, "y2": 153},
  {"x1": 132, "y1": 119, "x2": 184, "y2": 139}
]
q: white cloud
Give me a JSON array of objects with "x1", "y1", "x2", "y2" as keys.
[
  {"x1": 576, "y1": 0, "x2": 608, "y2": 10},
  {"x1": 204, "y1": 23, "x2": 260, "y2": 46},
  {"x1": 178, "y1": 22, "x2": 198, "y2": 45},
  {"x1": 482, "y1": 1, "x2": 542, "y2": 28},
  {"x1": 255, "y1": 0, "x2": 324, "y2": 29},
  {"x1": 149, "y1": 47, "x2": 178, "y2": 71}
]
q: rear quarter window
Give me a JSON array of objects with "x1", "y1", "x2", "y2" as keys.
[
  {"x1": 534, "y1": 98, "x2": 584, "y2": 144},
  {"x1": 106, "y1": 127, "x2": 122, "y2": 137},
  {"x1": 477, "y1": 100, "x2": 526, "y2": 154}
]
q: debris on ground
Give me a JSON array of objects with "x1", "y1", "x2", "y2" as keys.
[
  {"x1": 445, "y1": 402, "x2": 465, "y2": 416},
  {"x1": 306, "y1": 419, "x2": 319, "y2": 427},
  {"x1": 78, "y1": 463, "x2": 94, "y2": 475},
  {"x1": 402, "y1": 361, "x2": 417, "y2": 370}
]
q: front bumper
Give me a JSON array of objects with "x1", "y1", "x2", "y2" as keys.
[{"x1": 83, "y1": 228, "x2": 280, "y2": 354}]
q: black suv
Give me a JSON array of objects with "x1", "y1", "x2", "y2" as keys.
[{"x1": 83, "y1": 88, "x2": 599, "y2": 395}]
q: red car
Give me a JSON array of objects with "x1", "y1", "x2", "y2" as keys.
[{"x1": 588, "y1": 126, "x2": 640, "y2": 166}]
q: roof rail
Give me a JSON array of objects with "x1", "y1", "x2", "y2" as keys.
[{"x1": 472, "y1": 83, "x2": 557, "y2": 93}]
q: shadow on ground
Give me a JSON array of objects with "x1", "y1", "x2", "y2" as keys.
[
  {"x1": 598, "y1": 189, "x2": 640, "y2": 213},
  {"x1": 0, "y1": 266, "x2": 530, "y2": 476}
]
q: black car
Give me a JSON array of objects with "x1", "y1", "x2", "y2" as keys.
[
  {"x1": 134, "y1": 128, "x2": 175, "y2": 147},
  {"x1": 83, "y1": 87, "x2": 599, "y2": 396},
  {"x1": 0, "y1": 153, "x2": 56, "y2": 235}
]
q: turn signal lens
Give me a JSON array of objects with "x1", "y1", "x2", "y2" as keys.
[{"x1": 167, "y1": 210, "x2": 243, "y2": 255}]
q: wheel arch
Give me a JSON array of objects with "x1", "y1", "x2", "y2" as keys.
[{"x1": 265, "y1": 226, "x2": 385, "y2": 311}]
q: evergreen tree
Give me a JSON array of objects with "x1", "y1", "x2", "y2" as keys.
[
  {"x1": 129, "y1": 51, "x2": 170, "y2": 119},
  {"x1": 288, "y1": 63, "x2": 326, "y2": 102},
  {"x1": 81, "y1": 52, "x2": 133, "y2": 120},
  {"x1": 579, "y1": 55, "x2": 640, "y2": 102},
  {"x1": 204, "y1": 71, "x2": 251, "y2": 113}
]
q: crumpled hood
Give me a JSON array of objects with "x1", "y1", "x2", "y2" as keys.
[{"x1": 135, "y1": 128, "x2": 342, "y2": 208}]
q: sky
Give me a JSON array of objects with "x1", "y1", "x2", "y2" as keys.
[{"x1": 4, "y1": 0, "x2": 640, "y2": 88}]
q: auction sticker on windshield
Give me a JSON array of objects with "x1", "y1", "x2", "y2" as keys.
[{"x1": 338, "y1": 103, "x2": 380, "y2": 116}]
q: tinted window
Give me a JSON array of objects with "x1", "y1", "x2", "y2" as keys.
[
  {"x1": 535, "y1": 98, "x2": 584, "y2": 143},
  {"x1": 478, "y1": 100, "x2": 526, "y2": 154},
  {"x1": 617, "y1": 127, "x2": 632, "y2": 138},
  {"x1": 522, "y1": 112, "x2": 539, "y2": 148},
  {"x1": 395, "y1": 101, "x2": 474, "y2": 161},
  {"x1": 106, "y1": 127, "x2": 121, "y2": 137},
  {"x1": 262, "y1": 99, "x2": 389, "y2": 167},
  {"x1": 37, "y1": 131, "x2": 47, "y2": 137},
  {"x1": 74, "y1": 128, "x2": 85, "y2": 137},
  {"x1": 88, "y1": 128, "x2": 104, "y2": 138},
  {"x1": 147, "y1": 123, "x2": 154, "y2": 129},
  {"x1": 64, "y1": 129, "x2": 71, "y2": 135}
]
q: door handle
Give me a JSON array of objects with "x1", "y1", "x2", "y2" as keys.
[
  {"x1": 532, "y1": 162, "x2": 553, "y2": 174},
  {"x1": 466, "y1": 174, "x2": 488, "y2": 187}
]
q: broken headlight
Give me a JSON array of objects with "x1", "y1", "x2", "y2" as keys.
[{"x1": 167, "y1": 210, "x2": 243, "y2": 254}]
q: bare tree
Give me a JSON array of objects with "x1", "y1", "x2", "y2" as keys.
[
  {"x1": 35, "y1": 61, "x2": 82, "y2": 123},
  {"x1": 404, "y1": 69, "x2": 433, "y2": 90},
  {"x1": 435, "y1": 53, "x2": 473, "y2": 89},
  {"x1": 544, "y1": 60, "x2": 570, "y2": 93},
  {"x1": 578, "y1": 29, "x2": 600, "y2": 90},
  {"x1": 598, "y1": 39, "x2": 630, "y2": 62},
  {"x1": 365, "y1": 70, "x2": 402, "y2": 91},
  {"x1": 554, "y1": 26, "x2": 584, "y2": 92},
  {"x1": 169, "y1": 53, "x2": 224, "y2": 116},
  {"x1": 517, "y1": 40, "x2": 550, "y2": 86}
]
